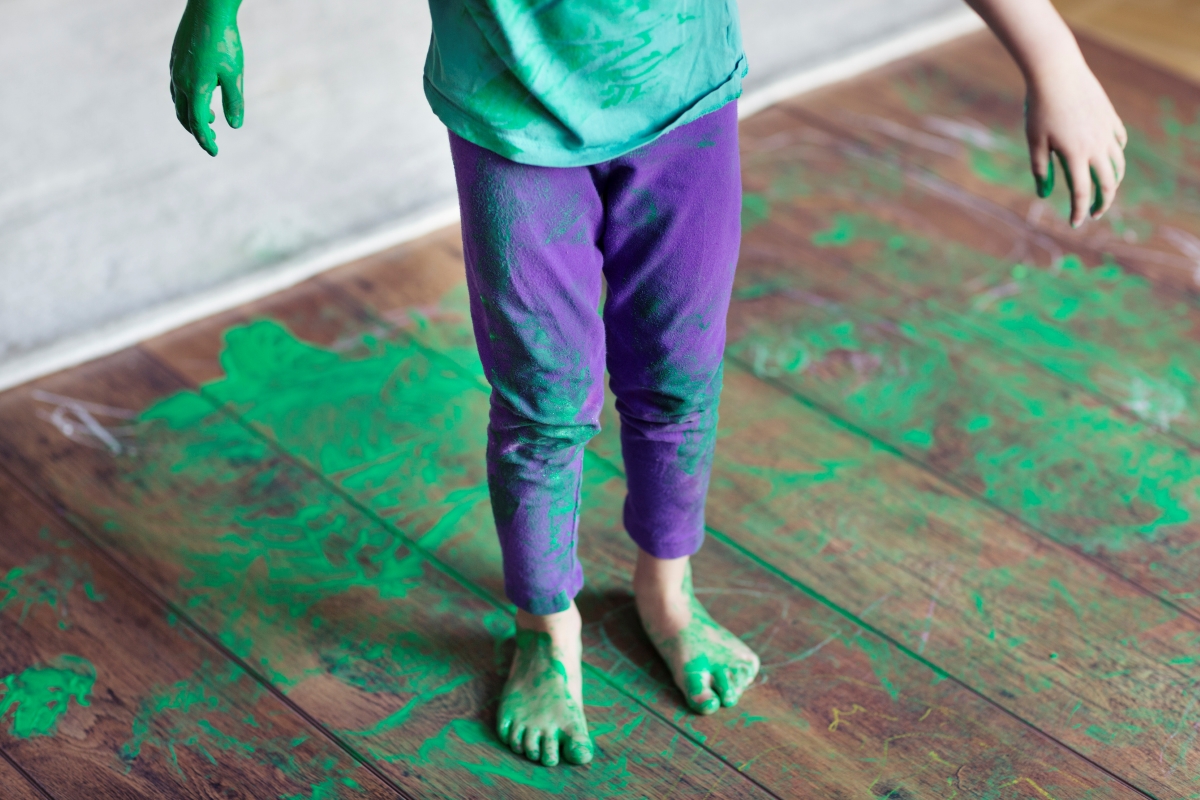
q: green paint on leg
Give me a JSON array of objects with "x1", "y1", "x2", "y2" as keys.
[{"x1": 0, "y1": 655, "x2": 95, "y2": 738}]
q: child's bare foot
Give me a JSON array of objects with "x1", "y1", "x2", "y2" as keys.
[
  {"x1": 634, "y1": 550, "x2": 760, "y2": 714},
  {"x1": 497, "y1": 601, "x2": 594, "y2": 766}
]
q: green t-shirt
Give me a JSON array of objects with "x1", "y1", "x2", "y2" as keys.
[{"x1": 423, "y1": 0, "x2": 746, "y2": 167}]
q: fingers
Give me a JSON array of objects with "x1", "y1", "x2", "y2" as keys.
[
  {"x1": 219, "y1": 70, "x2": 245, "y2": 129},
  {"x1": 1061, "y1": 151, "x2": 1094, "y2": 228},
  {"x1": 1090, "y1": 156, "x2": 1119, "y2": 220},
  {"x1": 191, "y1": 84, "x2": 219, "y2": 156},
  {"x1": 1030, "y1": 135, "x2": 1053, "y2": 199},
  {"x1": 1111, "y1": 140, "x2": 1126, "y2": 186}
]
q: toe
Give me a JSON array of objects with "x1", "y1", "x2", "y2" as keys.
[
  {"x1": 685, "y1": 671, "x2": 720, "y2": 714},
  {"x1": 497, "y1": 716, "x2": 513, "y2": 743},
  {"x1": 713, "y1": 668, "x2": 739, "y2": 707},
  {"x1": 523, "y1": 728, "x2": 542, "y2": 762},
  {"x1": 565, "y1": 736, "x2": 594, "y2": 765},
  {"x1": 540, "y1": 732, "x2": 561, "y2": 767},
  {"x1": 508, "y1": 724, "x2": 526, "y2": 754}
]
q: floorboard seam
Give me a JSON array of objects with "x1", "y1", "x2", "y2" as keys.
[
  {"x1": 0, "y1": 463, "x2": 414, "y2": 800},
  {"x1": 0, "y1": 747, "x2": 57, "y2": 800},
  {"x1": 759, "y1": 105, "x2": 1200, "y2": 632},
  {"x1": 133, "y1": 345, "x2": 786, "y2": 800},
  {"x1": 700, "y1": 525, "x2": 1159, "y2": 800},
  {"x1": 316, "y1": 270, "x2": 1164, "y2": 797}
]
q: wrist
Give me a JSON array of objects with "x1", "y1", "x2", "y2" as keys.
[
  {"x1": 1016, "y1": 26, "x2": 1088, "y2": 92},
  {"x1": 185, "y1": 0, "x2": 241, "y2": 24}
]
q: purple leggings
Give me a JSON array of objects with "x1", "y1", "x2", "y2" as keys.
[{"x1": 449, "y1": 102, "x2": 741, "y2": 615}]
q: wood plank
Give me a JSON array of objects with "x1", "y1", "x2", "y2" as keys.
[
  {"x1": 325, "y1": 230, "x2": 1200, "y2": 798},
  {"x1": 740, "y1": 104, "x2": 1200, "y2": 447},
  {"x1": 0, "y1": 349, "x2": 770, "y2": 800},
  {"x1": 157, "y1": 246, "x2": 1154, "y2": 797},
  {"x1": 0, "y1": 473, "x2": 399, "y2": 799},
  {"x1": 0, "y1": 755, "x2": 49, "y2": 800},
  {"x1": 1055, "y1": 0, "x2": 1200, "y2": 82},
  {"x1": 731, "y1": 107, "x2": 1200, "y2": 608},
  {"x1": 788, "y1": 31, "x2": 1200, "y2": 298},
  {"x1": 709, "y1": 363, "x2": 1200, "y2": 798}
]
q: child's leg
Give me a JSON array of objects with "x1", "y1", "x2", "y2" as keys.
[
  {"x1": 449, "y1": 132, "x2": 604, "y2": 765},
  {"x1": 599, "y1": 101, "x2": 760, "y2": 713}
]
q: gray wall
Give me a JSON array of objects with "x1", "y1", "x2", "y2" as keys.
[{"x1": 1, "y1": 0, "x2": 963, "y2": 374}]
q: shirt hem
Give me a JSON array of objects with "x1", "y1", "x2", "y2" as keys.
[{"x1": 425, "y1": 61, "x2": 745, "y2": 168}]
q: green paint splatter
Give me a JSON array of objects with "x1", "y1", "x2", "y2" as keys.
[
  {"x1": 0, "y1": 548, "x2": 105, "y2": 629},
  {"x1": 0, "y1": 655, "x2": 95, "y2": 738}
]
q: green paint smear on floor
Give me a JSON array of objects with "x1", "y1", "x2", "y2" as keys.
[
  {"x1": 120, "y1": 661, "x2": 371, "y2": 796},
  {"x1": 733, "y1": 211, "x2": 1200, "y2": 562},
  {"x1": 888, "y1": 68, "x2": 1200, "y2": 231},
  {"x1": 0, "y1": 546, "x2": 105, "y2": 630},
  {"x1": 0, "y1": 655, "x2": 95, "y2": 738},
  {"x1": 111, "y1": 321, "x2": 696, "y2": 796},
  {"x1": 807, "y1": 212, "x2": 1200, "y2": 437}
]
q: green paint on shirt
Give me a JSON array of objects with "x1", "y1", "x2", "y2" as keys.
[{"x1": 424, "y1": 0, "x2": 746, "y2": 166}]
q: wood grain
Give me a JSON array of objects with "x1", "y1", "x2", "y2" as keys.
[
  {"x1": 1056, "y1": 0, "x2": 1200, "y2": 82},
  {"x1": 789, "y1": 32, "x2": 1200, "y2": 298},
  {"x1": 172, "y1": 238, "x2": 1149, "y2": 798},
  {"x1": 0, "y1": 754, "x2": 49, "y2": 800},
  {"x1": 0, "y1": 348, "x2": 770, "y2": 800},
  {"x1": 0, "y1": 472, "x2": 400, "y2": 799},
  {"x1": 733, "y1": 104, "x2": 1200, "y2": 610}
]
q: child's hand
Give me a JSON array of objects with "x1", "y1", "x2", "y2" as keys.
[
  {"x1": 170, "y1": 0, "x2": 245, "y2": 156},
  {"x1": 1025, "y1": 59, "x2": 1127, "y2": 226},
  {"x1": 966, "y1": 0, "x2": 1126, "y2": 227}
]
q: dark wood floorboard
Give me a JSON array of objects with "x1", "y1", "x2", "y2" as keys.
[
  {"x1": 138, "y1": 240, "x2": 1142, "y2": 797},
  {"x1": 0, "y1": 753, "x2": 51, "y2": 800},
  {"x1": 0, "y1": 348, "x2": 773, "y2": 800},
  {"x1": 321, "y1": 215, "x2": 1200, "y2": 795},
  {"x1": 0, "y1": 472, "x2": 400, "y2": 799}
]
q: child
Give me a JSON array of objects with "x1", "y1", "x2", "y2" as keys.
[{"x1": 169, "y1": 0, "x2": 1126, "y2": 769}]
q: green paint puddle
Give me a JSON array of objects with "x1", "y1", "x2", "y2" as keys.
[{"x1": 0, "y1": 655, "x2": 95, "y2": 738}]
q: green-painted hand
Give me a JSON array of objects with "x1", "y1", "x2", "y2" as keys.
[{"x1": 170, "y1": 0, "x2": 245, "y2": 156}]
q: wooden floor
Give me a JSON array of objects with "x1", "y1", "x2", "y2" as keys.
[
  {"x1": 1056, "y1": 0, "x2": 1200, "y2": 81},
  {"x1": 4, "y1": 29, "x2": 1200, "y2": 800}
]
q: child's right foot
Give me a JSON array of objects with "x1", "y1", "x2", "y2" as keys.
[{"x1": 497, "y1": 602, "x2": 594, "y2": 767}]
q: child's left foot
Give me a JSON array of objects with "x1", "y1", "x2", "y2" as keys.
[{"x1": 634, "y1": 555, "x2": 760, "y2": 715}]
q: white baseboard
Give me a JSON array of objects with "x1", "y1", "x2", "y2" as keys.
[
  {"x1": 0, "y1": 204, "x2": 459, "y2": 392},
  {"x1": 0, "y1": 8, "x2": 985, "y2": 393}
]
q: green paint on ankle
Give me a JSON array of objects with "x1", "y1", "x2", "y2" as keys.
[{"x1": 0, "y1": 655, "x2": 95, "y2": 738}]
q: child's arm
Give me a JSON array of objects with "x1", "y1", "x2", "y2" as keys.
[
  {"x1": 170, "y1": 0, "x2": 245, "y2": 156},
  {"x1": 965, "y1": 0, "x2": 1127, "y2": 225}
]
